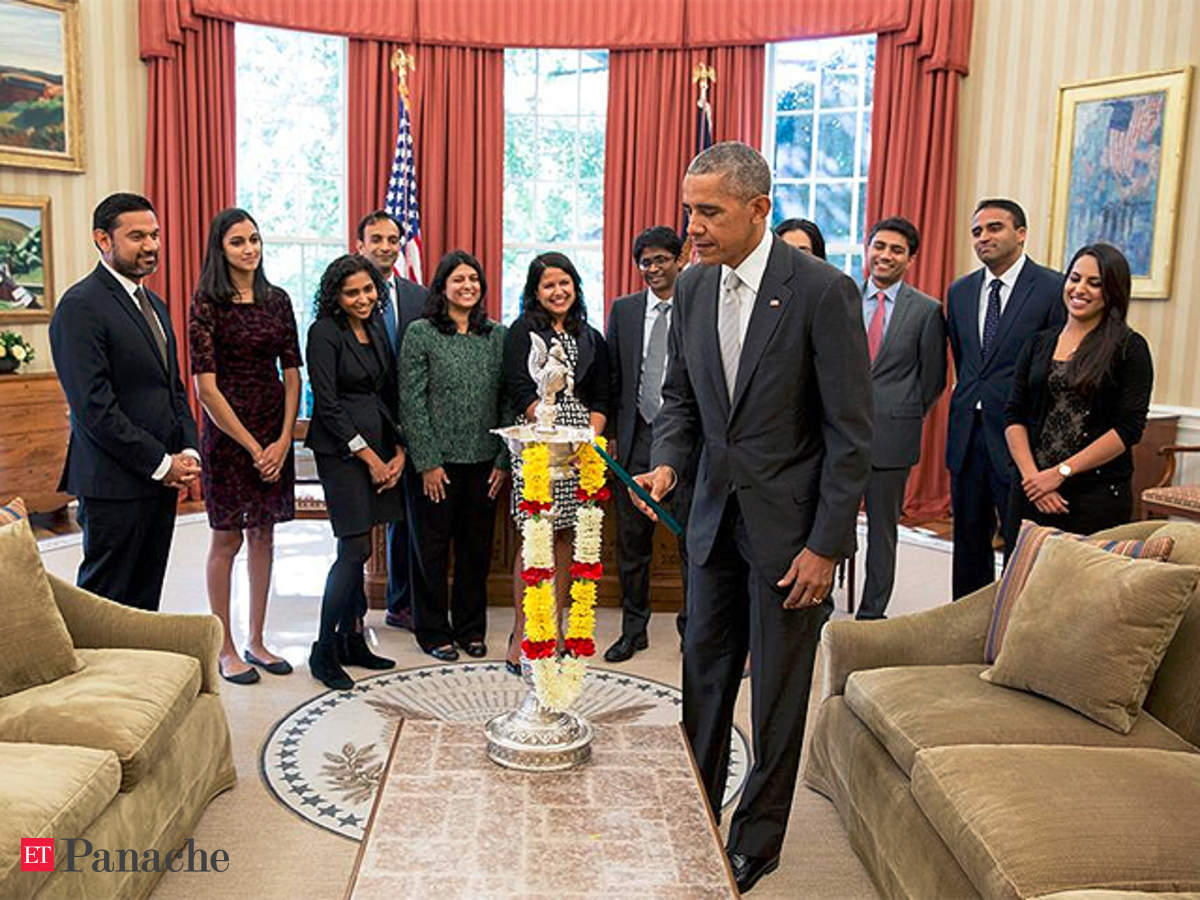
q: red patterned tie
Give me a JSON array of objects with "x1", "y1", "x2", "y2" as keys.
[{"x1": 867, "y1": 291, "x2": 887, "y2": 362}]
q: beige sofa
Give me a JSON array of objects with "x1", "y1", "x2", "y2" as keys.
[
  {"x1": 804, "y1": 520, "x2": 1200, "y2": 899},
  {"x1": 0, "y1": 518, "x2": 236, "y2": 899}
]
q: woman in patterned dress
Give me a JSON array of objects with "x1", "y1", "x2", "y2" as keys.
[
  {"x1": 1004, "y1": 242, "x2": 1152, "y2": 545},
  {"x1": 189, "y1": 208, "x2": 301, "y2": 684},
  {"x1": 399, "y1": 250, "x2": 508, "y2": 661},
  {"x1": 502, "y1": 252, "x2": 610, "y2": 673}
]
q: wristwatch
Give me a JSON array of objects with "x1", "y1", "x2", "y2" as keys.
[{"x1": 1057, "y1": 463, "x2": 1073, "y2": 478}]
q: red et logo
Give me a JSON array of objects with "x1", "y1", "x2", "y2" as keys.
[{"x1": 21, "y1": 838, "x2": 54, "y2": 871}]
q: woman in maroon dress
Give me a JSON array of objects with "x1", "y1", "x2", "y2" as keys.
[{"x1": 189, "y1": 208, "x2": 302, "y2": 684}]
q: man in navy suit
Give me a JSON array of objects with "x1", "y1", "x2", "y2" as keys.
[
  {"x1": 946, "y1": 199, "x2": 1064, "y2": 599},
  {"x1": 50, "y1": 193, "x2": 201, "y2": 611},
  {"x1": 355, "y1": 210, "x2": 428, "y2": 630}
]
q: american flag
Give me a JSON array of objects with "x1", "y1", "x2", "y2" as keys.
[
  {"x1": 1103, "y1": 94, "x2": 1162, "y2": 181},
  {"x1": 385, "y1": 85, "x2": 423, "y2": 284},
  {"x1": 683, "y1": 63, "x2": 716, "y2": 264}
]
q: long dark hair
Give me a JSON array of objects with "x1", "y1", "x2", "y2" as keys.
[
  {"x1": 1063, "y1": 242, "x2": 1132, "y2": 395},
  {"x1": 774, "y1": 218, "x2": 827, "y2": 260},
  {"x1": 521, "y1": 251, "x2": 588, "y2": 335},
  {"x1": 314, "y1": 254, "x2": 387, "y2": 323},
  {"x1": 196, "y1": 208, "x2": 274, "y2": 303},
  {"x1": 425, "y1": 249, "x2": 493, "y2": 336}
]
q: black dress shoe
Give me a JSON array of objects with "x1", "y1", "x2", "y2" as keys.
[
  {"x1": 427, "y1": 644, "x2": 459, "y2": 662},
  {"x1": 727, "y1": 851, "x2": 780, "y2": 894},
  {"x1": 384, "y1": 608, "x2": 413, "y2": 630},
  {"x1": 458, "y1": 639, "x2": 487, "y2": 658},
  {"x1": 604, "y1": 632, "x2": 648, "y2": 663},
  {"x1": 309, "y1": 641, "x2": 354, "y2": 691},
  {"x1": 243, "y1": 649, "x2": 293, "y2": 675},
  {"x1": 337, "y1": 632, "x2": 396, "y2": 670}
]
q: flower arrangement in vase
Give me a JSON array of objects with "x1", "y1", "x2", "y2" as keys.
[{"x1": 0, "y1": 331, "x2": 35, "y2": 373}]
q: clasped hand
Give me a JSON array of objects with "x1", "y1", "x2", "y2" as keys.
[
  {"x1": 1023, "y1": 467, "x2": 1069, "y2": 515},
  {"x1": 164, "y1": 452, "x2": 201, "y2": 488},
  {"x1": 252, "y1": 437, "x2": 290, "y2": 484},
  {"x1": 368, "y1": 450, "x2": 405, "y2": 493}
]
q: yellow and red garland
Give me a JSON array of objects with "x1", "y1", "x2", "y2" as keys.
[{"x1": 518, "y1": 437, "x2": 610, "y2": 711}]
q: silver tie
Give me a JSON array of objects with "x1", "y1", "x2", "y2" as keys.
[
  {"x1": 638, "y1": 301, "x2": 671, "y2": 422},
  {"x1": 718, "y1": 269, "x2": 743, "y2": 402}
]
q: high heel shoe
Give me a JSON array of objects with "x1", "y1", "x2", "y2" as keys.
[{"x1": 505, "y1": 631, "x2": 521, "y2": 675}]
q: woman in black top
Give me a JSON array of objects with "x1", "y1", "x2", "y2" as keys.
[
  {"x1": 1004, "y1": 243, "x2": 1152, "y2": 544},
  {"x1": 304, "y1": 255, "x2": 404, "y2": 689},
  {"x1": 502, "y1": 252, "x2": 610, "y2": 673}
]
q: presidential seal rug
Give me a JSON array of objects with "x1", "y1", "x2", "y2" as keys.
[{"x1": 261, "y1": 662, "x2": 751, "y2": 840}]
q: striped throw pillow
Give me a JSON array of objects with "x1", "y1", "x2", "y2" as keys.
[
  {"x1": 0, "y1": 497, "x2": 26, "y2": 525},
  {"x1": 984, "y1": 520, "x2": 1175, "y2": 663}
]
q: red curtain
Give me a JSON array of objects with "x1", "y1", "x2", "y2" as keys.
[
  {"x1": 865, "y1": 0, "x2": 973, "y2": 520},
  {"x1": 142, "y1": 0, "x2": 913, "y2": 55},
  {"x1": 346, "y1": 39, "x2": 402, "y2": 251},
  {"x1": 602, "y1": 45, "x2": 764, "y2": 304},
  {"x1": 143, "y1": 15, "x2": 236, "y2": 498}
]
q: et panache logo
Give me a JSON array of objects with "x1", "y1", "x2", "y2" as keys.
[{"x1": 21, "y1": 838, "x2": 229, "y2": 873}]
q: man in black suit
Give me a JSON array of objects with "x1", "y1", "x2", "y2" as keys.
[
  {"x1": 355, "y1": 210, "x2": 428, "y2": 630},
  {"x1": 857, "y1": 216, "x2": 946, "y2": 620},
  {"x1": 604, "y1": 225, "x2": 692, "y2": 662},
  {"x1": 946, "y1": 199, "x2": 1065, "y2": 598},
  {"x1": 49, "y1": 193, "x2": 200, "y2": 611},
  {"x1": 634, "y1": 142, "x2": 872, "y2": 894}
]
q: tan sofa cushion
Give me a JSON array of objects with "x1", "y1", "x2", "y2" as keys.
[
  {"x1": 911, "y1": 745, "x2": 1200, "y2": 900},
  {"x1": 843, "y1": 664, "x2": 1196, "y2": 777},
  {"x1": 1144, "y1": 522, "x2": 1200, "y2": 749},
  {"x1": 0, "y1": 648, "x2": 201, "y2": 790},
  {"x1": 985, "y1": 520, "x2": 1175, "y2": 662},
  {"x1": 983, "y1": 538, "x2": 1200, "y2": 733},
  {"x1": 0, "y1": 741, "x2": 121, "y2": 898},
  {"x1": 0, "y1": 519, "x2": 82, "y2": 696}
]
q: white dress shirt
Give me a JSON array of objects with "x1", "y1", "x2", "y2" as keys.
[
  {"x1": 99, "y1": 259, "x2": 199, "y2": 480},
  {"x1": 719, "y1": 226, "x2": 774, "y2": 348}
]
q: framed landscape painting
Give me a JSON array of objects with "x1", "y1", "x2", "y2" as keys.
[
  {"x1": 0, "y1": 0, "x2": 84, "y2": 172},
  {"x1": 0, "y1": 194, "x2": 53, "y2": 321},
  {"x1": 1049, "y1": 67, "x2": 1193, "y2": 298}
]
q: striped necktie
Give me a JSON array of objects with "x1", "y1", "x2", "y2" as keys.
[{"x1": 718, "y1": 269, "x2": 743, "y2": 402}]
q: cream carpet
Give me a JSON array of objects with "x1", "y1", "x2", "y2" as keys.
[{"x1": 38, "y1": 515, "x2": 954, "y2": 899}]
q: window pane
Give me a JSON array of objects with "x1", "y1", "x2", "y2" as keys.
[
  {"x1": 821, "y1": 71, "x2": 859, "y2": 109},
  {"x1": 776, "y1": 71, "x2": 815, "y2": 112},
  {"x1": 537, "y1": 50, "x2": 580, "y2": 115},
  {"x1": 858, "y1": 114, "x2": 872, "y2": 177},
  {"x1": 505, "y1": 48, "x2": 538, "y2": 114},
  {"x1": 815, "y1": 181, "x2": 853, "y2": 243},
  {"x1": 536, "y1": 184, "x2": 575, "y2": 243},
  {"x1": 817, "y1": 112, "x2": 856, "y2": 178},
  {"x1": 772, "y1": 183, "x2": 810, "y2": 222},
  {"x1": 578, "y1": 116, "x2": 605, "y2": 180},
  {"x1": 502, "y1": 248, "x2": 527, "y2": 324},
  {"x1": 579, "y1": 51, "x2": 609, "y2": 116},
  {"x1": 846, "y1": 252, "x2": 864, "y2": 279},
  {"x1": 535, "y1": 116, "x2": 578, "y2": 182},
  {"x1": 858, "y1": 181, "x2": 869, "y2": 243},
  {"x1": 773, "y1": 115, "x2": 813, "y2": 179},
  {"x1": 571, "y1": 247, "x2": 604, "y2": 326},
  {"x1": 578, "y1": 183, "x2": 604, "y2": 242},
  {"x1": 505, "y1": 115, "x2": 536, "y2": 179},
  {"x1": 504, "y1": 182, "x2": 535, "y2": 243}
]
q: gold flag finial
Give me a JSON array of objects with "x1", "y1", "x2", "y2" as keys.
[
  {"x1": 692, "y1": 62, "x2": 716, "y2": 107},
  {"x1": 390, "y1": 48, "x2": 416, "y2": 105}
]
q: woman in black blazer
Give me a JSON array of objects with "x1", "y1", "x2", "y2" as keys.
[
  {"x1": 502, "y1": 252, "x2": 610, "y2": 673},
  {"x1": 305, "y1": 254, "x2": 404, "y2": 689},
  {"x1": 1004, "y1": 243, "x2": 1152, "y2": 544}
]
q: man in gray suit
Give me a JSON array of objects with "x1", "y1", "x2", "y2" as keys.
[
  {"x1": 857, "y1": 216, "x2": 947, "y2": 620},
  {"x1": 633, "y1": 142, "x2": 872, "y2": 894}
]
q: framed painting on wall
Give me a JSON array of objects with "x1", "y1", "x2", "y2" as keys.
[
  {"x1": 0, "y1": 193, "x2": 53, "y2": 321},
  {"x1": 1049, "y1": 67, "x2": 1193, "y2": 299},
  {"x1": 0, "y1": 0, "x2": 84, "y2": 173}
]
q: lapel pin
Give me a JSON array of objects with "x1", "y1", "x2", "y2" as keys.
[{"x1": 769, "y1": 298, "x2": 781, "y2": 308}]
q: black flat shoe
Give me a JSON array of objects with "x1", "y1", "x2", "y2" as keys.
[
  {"x1": 458, "y1": 640, "x2": 487, "y2": 658},
  {"x1": 427, "y1": 644, "x2": 459, "y2": 662},
  {"x1": 243, "y1": 649, "x2": 293, "y2": 675},
  {"x1": 604, "y1": 631, "x2": 648, "y2": 663},
  {"x1": 219, "y1": 661, "x2": 260, "y2": 685},
  {"x1": 727, "y1": 851, "x2": 780, "y2": 894},
  {"x1": 337, "y1": 632, "x2": 396, "y2": 670},
  {"x1": 505, "y1": 659, "x2": 522, "y2": 676}
]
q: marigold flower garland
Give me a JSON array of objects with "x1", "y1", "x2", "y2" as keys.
[{"x1": 518, "y1": 438, "x2": 609, "y2": 711}]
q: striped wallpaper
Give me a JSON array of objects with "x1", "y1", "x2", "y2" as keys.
[
  {"x1": 0, "y1": 0, "x2": 145, "y2": 374},
  {"x1": 955, "y1": 0, "x2": 1200, "y2": 410}
]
